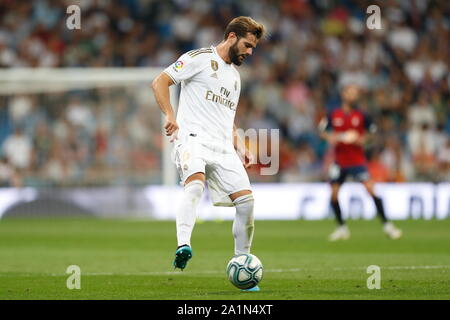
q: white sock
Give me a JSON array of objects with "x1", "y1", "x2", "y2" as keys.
[
  {"x1": 232, "y1": 194, "x2": 255, "y2": 255},
  {"x1": 176, "y1": 180, "x2": 204, "y2": 247}
]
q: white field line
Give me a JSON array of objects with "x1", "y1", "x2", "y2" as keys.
[
  {"x1": 50, "y1": 265, "x2": 450, "y2": 277},
  {"x1": 1, "y1": 265, "x2": 449, "y2": 277}
]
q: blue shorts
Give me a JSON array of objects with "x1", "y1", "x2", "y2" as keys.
[{"x1": 328, "y1": 164, "x2": 370, "y2": 184}]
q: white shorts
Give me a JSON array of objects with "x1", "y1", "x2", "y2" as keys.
[{"x1": 171, "y1": 134, "x2": 252, "y2": 207}]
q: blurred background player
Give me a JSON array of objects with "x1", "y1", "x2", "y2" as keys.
[
  {"x1": 152, "y1": 17, "x2": 265, "y2": 283},
  {"x1": 319, "y1": 84, "x2": 403, "y2": 241}
]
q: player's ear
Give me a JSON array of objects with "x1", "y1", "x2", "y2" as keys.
[{"x1": 227, "y1": 32, "x2": 238, "y2": 44}]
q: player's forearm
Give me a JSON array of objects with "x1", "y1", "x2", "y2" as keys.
[
  {"x1": 233, "y1": 124, "x2": 255, "y2": 168},
  {"x1": 152, "y1": 72, "x2": 179, "y2": 137},
  {"x1": 320, "y1": 131, "x2": 335, "y2": 143},
  {"x1": 233, "y1": 125, "x2": 246, "y2": 153},
  {"x1": 355, "y1": 133, "x2": 368, "y2": 146},
  {"x1": 318, "y1": 118, "x2": 334, "y2": 143},
  {"x1": 319, "y1": 131, "x2": 329, "y2": 140},
  {"x1": 152, "y1": 73, "x2": 175, "y2": 118}
]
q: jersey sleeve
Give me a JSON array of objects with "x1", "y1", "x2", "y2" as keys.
[{"x1": 163, "y1": 52, "x2": 205, "y2": 85}]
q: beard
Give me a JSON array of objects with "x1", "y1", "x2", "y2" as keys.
[{"x1": 228, "y1": 41, "x2": 247, "y2": 66}]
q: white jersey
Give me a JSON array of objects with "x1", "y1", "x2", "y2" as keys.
[{"x1": 164, "y1": 46, "x2": 241, "y2": 151}]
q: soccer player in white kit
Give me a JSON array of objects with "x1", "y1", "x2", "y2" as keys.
[{"x1": 152, "y1": 17, "x2": 266, "y2": 279}]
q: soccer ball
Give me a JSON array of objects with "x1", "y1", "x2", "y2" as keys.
[{"x1": 226, "y1": 253, "x2": 263, "y2": 289}]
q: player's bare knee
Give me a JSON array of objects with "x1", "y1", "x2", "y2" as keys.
[
  {"x1": 184, "y1": 172, "x2": 205, "y2": 186},
  {"x1": 230, "y1": 189, "x2": 252, "y2": 202}
]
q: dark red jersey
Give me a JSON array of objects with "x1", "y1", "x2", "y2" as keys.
[{"x1": 326, "y1": 108, "x2": 374, "y2": 168}]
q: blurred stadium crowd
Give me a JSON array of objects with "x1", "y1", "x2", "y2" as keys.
[{"x1": 0, "y1": 0, "x2": 448, "y2": 187}]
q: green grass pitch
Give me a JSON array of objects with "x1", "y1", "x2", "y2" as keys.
[{"x1": 0, "y1": 218, "x2": 449, "y2": 300}]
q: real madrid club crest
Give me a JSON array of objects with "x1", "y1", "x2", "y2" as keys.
[{"x1": 211, "y1": 60, "x2": 218, "y2": 71}]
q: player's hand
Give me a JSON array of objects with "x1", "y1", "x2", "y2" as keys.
[
  {"x1": 169, "y1": 129, "x2": 179, "y2": 143},
  {"x1": 340, "y1": 130, "x2": 359, "y2": 144},
  {"x1": 243, "y1": 150, "x2": 256, "y2": 169},
  {"x1": 164, "y1": 115, "x2": 179, "y2": 138}
]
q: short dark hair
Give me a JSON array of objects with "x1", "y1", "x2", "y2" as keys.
[{"x1": 224, "y1": 16, "x2": 266, "y2": 40}]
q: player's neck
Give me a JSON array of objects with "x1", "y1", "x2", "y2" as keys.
[
  {"x1": 342, "y1": 103, "x2": 352, "y2": 112},
  {"x1": 215, "y1": 42, "x2": 232, "y2": 64}
]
